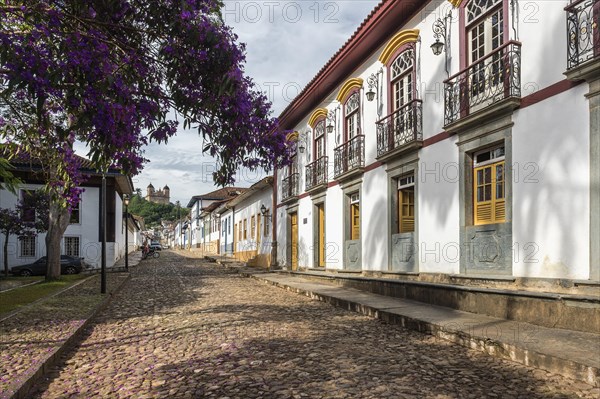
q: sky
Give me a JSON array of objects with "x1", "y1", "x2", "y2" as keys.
[{"x1": 124, "y1": 1, "x2": 379, "y2": 205}]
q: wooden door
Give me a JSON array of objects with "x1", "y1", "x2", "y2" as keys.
[
  {"x1": 291, "y1": 213, "x2": 298, "y2": 271},
  {"x1": 233, "y1": 223, "x2": 238, "y2": 255},
  {"x1": 257, "y1": 214, "x2": 262, "y2": 247},
  {"x1": 318, "y1": 204, "x2": 325, "y2": 267},
  {"x1": 351, "y1": 202, "x2": 360, "y2": 240}
]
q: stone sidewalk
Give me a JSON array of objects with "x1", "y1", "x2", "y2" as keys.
[
  {"x1": 25, "y1": 252, "x2": 600, "y2": 398},
  {"x1": 0, "y1": 251, "x2": 142, "y2": 399},
  {"x1": 244, "y1": 272, "x2": 600, "y2": 386}
]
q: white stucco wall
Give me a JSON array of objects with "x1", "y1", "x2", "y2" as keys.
[
  {"x1": 233, "y1": 187, "x2": 273, "y2": 257},
  {"x1": 275, "y1": 0, "x2": 592, "y2": 280},
  {"x1": 512, "y1": 85, "x2": 590, "y2": 279},
  {"x1": 0, "y1": 183, "x2": 129, "y2": 270},
  {"x1": 418, "y1": 136, "x2": 461, "y2": 274}
]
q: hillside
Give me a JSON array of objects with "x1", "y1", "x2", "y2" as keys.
[{"x1": 128, "y1": 193, "x2": 187, "y2": 227}]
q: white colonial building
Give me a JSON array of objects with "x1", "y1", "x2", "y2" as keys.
[
  {"x1": 226, "y1": 177, "x2": 274, "y2": 267},
  {"x1": 0, "y1": 158, "x2": 135, "y2": 270},
  {"x1": 274, "y1": 0, "x2": 599, "y2": 284}
]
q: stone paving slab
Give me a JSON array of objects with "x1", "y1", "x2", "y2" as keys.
[{"x1": 247, "y1": 272, "x2": 600, "y2": 386}]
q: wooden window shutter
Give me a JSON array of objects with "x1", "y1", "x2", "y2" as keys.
[
  {"x1": 474, "y1": 161, "x2": 505, "y2": 225},
  {"x1": 399, "y1": 189, "x2": 415, "y2": 233}
]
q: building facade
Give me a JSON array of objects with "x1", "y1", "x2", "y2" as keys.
[
  {"x1": 227, "y1": 177, "x2": 274, "y2": 267},
  {"x1": 1, "y1": 166, "x2": 134, "y2": 270},
  {"x1": 274, "y1": 0, "x2": 599, "y2": 283},
  {"x1": 186, "y1": 187, "x2": 247, "y2": 250}
]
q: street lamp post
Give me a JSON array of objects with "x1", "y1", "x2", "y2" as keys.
[
  {"x1": 176, "y1": 200, "x2": 181, "y2": 249},
  {"x1": 124, "y1": 194, "x2": 130, "y2": 271}
]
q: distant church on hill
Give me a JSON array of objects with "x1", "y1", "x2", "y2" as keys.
[{"x1": 145, "y1": 183, "x2": 171, "y2": 205}]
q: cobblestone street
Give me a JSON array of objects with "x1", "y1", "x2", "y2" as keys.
[{"x1": 29, "y1": 252, "x2": 598, "y2": 398}]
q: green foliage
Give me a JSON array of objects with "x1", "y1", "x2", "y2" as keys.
[
  {"x1": 128, "y1": 193, "x2": 185, "y2": 228},
  {"x1": 0, "y1": 158, "x2": 22, "y2": 193}
]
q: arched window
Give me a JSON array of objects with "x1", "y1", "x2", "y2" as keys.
[
  {"x1": 464, "y1": 0, "x2": 506, "y2": 95},
  {"x1": 389, "y1": 48, "x2": 415, "y2": 115},
  {"x1": 344, "y1": 91, "x2": 360, "y2": 141},
  {"x1": 314, "y1": 119, "x2": 326, "y2": 160}
]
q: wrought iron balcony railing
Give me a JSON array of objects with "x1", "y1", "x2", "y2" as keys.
[
  {"x1": 444, "y1": 41, "x2": 521, "y2": 127},
  {"x1": 566, "y1": 0, "x2": 600, "y2": 70},
  {"x1": 376, "y1": 100, "x2": 422, "y2": 158},
  {"x1": 305, "y1": 156, "x2": 328, "y2": 191},
  {"x1": 281, "y1": 172, "x2": 299, "y2": 201},
  {"x1": 334, "y1": 135, "x2": 364, "y2": 178}
]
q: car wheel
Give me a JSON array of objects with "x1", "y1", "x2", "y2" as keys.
[
  {"x1": 65, "y1": 266, "x2": 77, "y2": 275},
  {"x1": 20, "y1": 269, "x2": 32, "y2": 277}
]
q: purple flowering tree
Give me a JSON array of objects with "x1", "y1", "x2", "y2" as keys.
[
  {"x1": 0, "y1": 191, "x2": 49, "y2": 277},
  {"x1": 0, "y1": 1, "x2": 291, "y2": 280}
]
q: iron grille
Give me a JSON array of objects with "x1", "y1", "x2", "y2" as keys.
[
  {"x1": 566, "y1": 0, "x2": 600, "y2": 70},
  {"x1": 376, "y1": 100, "x2": 423, "y2": 158},
  {"x1": 334, "y1": 135, "x2": 364, "y2": 177},
  {"x1": 306, "y1": 156, "x2": 328, "y2": 191},
  {"x1": 444, "y1": 41, "x2": 521, "y2": 126},
  {"x1": 281, "y1": 172, "x2": 299, "y2": 201}
]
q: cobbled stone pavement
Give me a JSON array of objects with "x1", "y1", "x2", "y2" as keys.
[
  {"x1": 0, "y1": 272, "x2": 128, "y2": 396},
  {"x1": 28, "y1": 252, "x2": 599, "y2": 399}
]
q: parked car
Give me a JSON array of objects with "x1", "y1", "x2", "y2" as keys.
[
  {"x1": 10, "y1": 255, "x2": 87, "y2": 277},
  {"x1": 150, "y1": 243, "x2": 162, "y2": 251}
]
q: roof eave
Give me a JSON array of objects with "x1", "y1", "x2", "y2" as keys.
[{"x1": 278, "y1": 0, "x2": 425, "y2": 129}]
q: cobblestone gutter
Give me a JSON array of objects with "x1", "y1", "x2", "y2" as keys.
[{"x1": 0, "y1": 272, "x2": 130, "y2": 399}]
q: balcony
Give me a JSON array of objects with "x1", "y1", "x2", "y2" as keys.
[
  {"x1": 305, "y1": 156, "x2": 328, "y2": 192},
  {"x1": 444, "y1": 41, "x2": 521, "y2": 130},
  {"x1": 281, "y1": 172, "x2": 299, "y2": 202},
  {"x1": 334, "y1": 135, "x2": 364, "y2": 180},
  {"x1": 565, "y1": 0, "x2": 600, "y2": 80},
  {"x1": 376, "y1": 100, "x2": 423, "y2": 161}
]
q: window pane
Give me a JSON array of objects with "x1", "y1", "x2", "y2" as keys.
[
  {"x1": 64, "y1": 237, "x2": 80, "y2": 257},
  {"x1": 20, "y1": 236, "x2": 36, "y2": 257},
  {"x1": 477, "y1": 186, "x2": 484, "y2": 202},
  {"x1": 477, "y1": 169, "x2": 484, "y2": 185},
  {"x1": 484, "y1": 167, "x2": 492, "y2": 183},
  {"x1": 496, "y1": 183, "x2": 504, "y2": 199},
  {"x1": 484, "y1": 184, "x2": 492, "y2": 201}
]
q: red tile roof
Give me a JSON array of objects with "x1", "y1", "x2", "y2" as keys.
[{"x1": 278, "y1": 0, "x2": 425, "y2": 129}]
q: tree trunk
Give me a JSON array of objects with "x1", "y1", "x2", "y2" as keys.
[
  {"x1": 45, "y1": 201, "x2": 70, "y2": 281},
  {"x1": 4, "y1": 233, "x2": 8, "y2": 278}
]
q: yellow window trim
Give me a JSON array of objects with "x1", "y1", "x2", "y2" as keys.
[
  {"x1": 399, "y1": 189, "x2": 415, "y2": 233},
  {"x1": 474, "y1": 161, "x2": 506, "y2": 225},
  {"x1": 378, "y1": 29, "x2": 420, "y2": 65},
  {"x1": 336, "y1": 78, "x2": 364, "y2": 103},
  {"x1": 308, "y1": 108, "x2": 328, "y2": 128}
]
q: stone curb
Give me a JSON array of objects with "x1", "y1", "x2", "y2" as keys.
[
  {"x1": 4, "y1": 273, "x2": 132, "y2": 399},
  {"x1": 243, "y1": 272, "x2": 600, "y2": 387}
]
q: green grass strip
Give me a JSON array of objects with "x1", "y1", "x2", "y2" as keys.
[{"x1": 0, "y1": 274, "x2": 87, "y2": 316}]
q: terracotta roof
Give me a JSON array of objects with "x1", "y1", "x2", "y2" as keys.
[
  {"x1": 278, "y1": 0, "x2": 424, "y2": 129},
  {"x1": 187, "y1": 186, "x2": 248, "y2": 207},
  {"x1": 1, "y1": 145, "x2": 135, "y2": 194},
  {"x1": 3, "y1": 148, "x2": 98, "y2": 170},
  {"x1": 2, "y1": 145, "x2": 127, "y2": 174},
  {"x1": 221, "y1": 176, "x2": 273, "y2": 209},
  {"x1": 203, "y1": 199, "x2": 227, "y2": 213}
]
